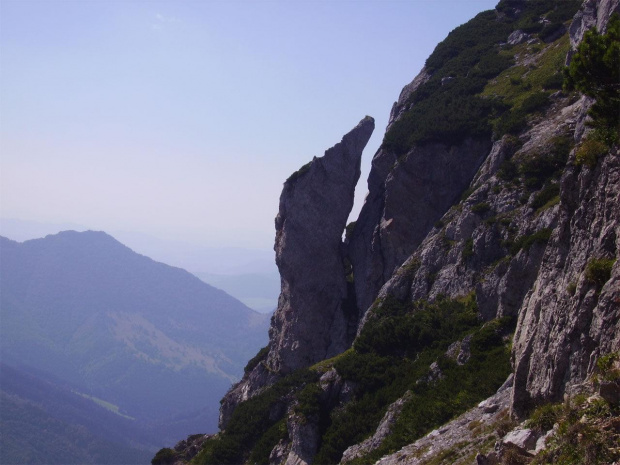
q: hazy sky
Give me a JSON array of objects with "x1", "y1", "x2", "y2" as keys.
[{"x1": 1, "y1": 0, "x2": 498, "y2": 249}]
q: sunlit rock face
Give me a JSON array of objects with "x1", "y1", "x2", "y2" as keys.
[
  {"x1": 219, "y1": 116, "x2": 374, "y2": 428},
  {"x1": 268, "y1": 115, "x2": 375, "y2": 374}
]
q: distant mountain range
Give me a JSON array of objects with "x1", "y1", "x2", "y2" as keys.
[
  {"x1": 0, "y1": 218, "x2": 281, "y2": 312},
  {"x1": 0, "y1": 231, "x2": 270, "y2": 463}
]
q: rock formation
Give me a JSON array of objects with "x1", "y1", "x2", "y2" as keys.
[
  {"x1": 270, "y1": 115, "x2": 375, "y2": 374},
  {"x1": 161, "y1": 1, "x2": 620, "y2": 463},
  {"x1": 219, "y1": 116, "x2": 374, "y2": 428}
]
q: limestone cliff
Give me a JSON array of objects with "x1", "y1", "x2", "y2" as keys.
[
  {"x1": 219, "y1": 116, "x2": 374, "y2": 429},
  {"x1": 159, "y1": 1, "x2": 619, "y2": 464}
]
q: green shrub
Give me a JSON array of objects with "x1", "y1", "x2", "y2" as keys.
[
  {"x1": 508, "y1": 228, "x2": 552, "y2": 255},
  {"x1": 471, "y1": 202, "x2": 492, "y2": 214},
  {"x1": 247, "y1": 420, "x2": 288, "y2": 465},
  {"x1": 520, "y1": 91, "x2": 551, "y2": 114},
  {"x1": 585, "y1": 258, "x2": 615, "y2": 289},
  {"x1": 526, "y1": 403, "x2": 563, "y2": 432},
  {"x1": 575, "y1": 136, "x2": 609, "y2": 168},
  {"x1": 194, "y1": 369, "x2": 319, "y2": 464},
  {"x1": 531, "y1": 183, "x2": 560, "y2": 210},
  {"x1": 295, "y1": 383, "x2": 322, "y2": 419},
  {"x1": 244, "y1": 345, "x2": 269, "y2": 373},
  {"x1": 596, "y1": 352, "x2": 620, "y2": 382},
  {"x1": 531, "y1": 393, "x2": 619, "y2": 465},
  {"x1": 539, "y1": 22, "x2": 565, "y2": 43},
  {"x1": 541, "y1": 72, "x2": 564, "y2": 90},
  {"x1": 497, "y1": 159, "x2": 519, "y2": 181},
  {"x1": 322, "y1": 303, "x2": 513, "y2": 465},
  {"x1": 462, "y1": 238, "x2": 474, "y2": 260},
  {"x1": 152, "y1": 448, "x2": 178, "y2": 465},
  {"x1": 286, "y1": 161, "x2": 312, "y2": 183},
  {"x1": 519, "y1": 138, "x2": 570, "y2": 188},
  {"x1": 565, "y1": 13, "x2": 620, "y2": 145}
]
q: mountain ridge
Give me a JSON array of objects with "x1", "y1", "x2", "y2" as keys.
[{"x1": 0, "y1": 230, "x2": 270, "y2": 461}]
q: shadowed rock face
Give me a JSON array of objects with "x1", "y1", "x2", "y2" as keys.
[
  {"x1": 349, "y1": 134, "x2": 492, "y2": 320},
  {"x1": 268, "y1": 116, "x2": 375, "y2": 374}
]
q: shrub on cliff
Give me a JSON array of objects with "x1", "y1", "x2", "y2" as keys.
[{"x1": 565, "y1": 13, "x2": 620, "y2": 145}]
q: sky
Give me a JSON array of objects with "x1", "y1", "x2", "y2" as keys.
[{"x1": 1, "y1": 0, "x2": 499, "y2": 250}]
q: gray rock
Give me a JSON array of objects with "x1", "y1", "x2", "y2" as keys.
[
  {"x1": 341, "y1": 391, "x2": 413, "y2": 463},
  {"x1": 599, "y1": 381, "x2": 620, "y2": 404},
  {"x1": 350, "y1": 137, "x2": 491, "y2": 322},
  {"x1": 284, "y1": 413, "x2": 320, "y2": 465},
  {"x1": 568, "y1": 0, "x2": 620, "y2": 62},
  {"x1": 269, "y1": 439, "x2": 290, "y2": 465},
  {"x1": 502, "y1": 428, "x2": 538, "y2": 451},
  {"x1": 507, "y1": 29, "x2": 530, "y2": 45},
  {"x1": 269, "y1": 115, "x2": 374, "y2": 374},
  {"x1": 511, "y1": 145, "x2": 620, "y2": 416},
  {"x1": 218, "y1": 117, "x2": 374, "y2": 428}
]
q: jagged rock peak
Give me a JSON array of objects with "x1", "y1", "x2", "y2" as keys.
[
  {"x1": 217, "y1": 117, "x2": 374, "y2": 429},
  {"x1": 270, "y1": 115, "x2": 375, "y2": 374}
]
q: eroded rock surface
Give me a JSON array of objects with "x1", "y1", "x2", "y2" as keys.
[{"x1": 219, "y1": 117, "x2": 374, "y2": 428}]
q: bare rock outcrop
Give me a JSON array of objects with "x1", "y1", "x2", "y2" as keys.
[
  {"x1": 268, "y1": 115, "x2": 375, "y2": 374},
  {"x1": 219, "y1": 117, "x2": 374, "y2": 428},
  {"x1": 349, "y1": 134, "x2": 492, "y2": 320},
  {"x1": 511, "y1": 143, "x2": 620, "y2": 416}
]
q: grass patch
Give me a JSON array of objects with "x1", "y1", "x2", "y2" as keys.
[
  {"x1": 462, "y1": 238, "x2": 475, "y2": 261},
  {"x1": 506, "y1": 228, "x2": 552, "y2": 255},
  {"x1": 531, "y1": 183, "x2": 560, "y2": 211},
  {"x1": 585, "y1": 258, "x2": 616, "y2": 290}
]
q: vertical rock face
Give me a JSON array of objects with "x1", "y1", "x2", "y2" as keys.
[
  {"x1": 568, "y1": 0, "x2": 620, "y2": 50},
  {"x1": 218, "y1": 116, "x2": 374, "y2": 428},
  {"x1": 511, "y1": 146, "x2": 620, "y2": 416},
  {"x1": 269, "y1": 116, "x2": 375, "y2": 374},
  {"x1": 349, "y1": 131, "x2": 491, "y2": 319}
]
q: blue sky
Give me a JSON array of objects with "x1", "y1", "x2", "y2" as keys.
[{"x1": 1, "y1": 0, "x2": 498, "y2": 249}]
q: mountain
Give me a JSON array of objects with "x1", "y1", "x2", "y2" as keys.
[
  {"x1": 0, "y1": 230, "x2": 270, "y2": 460},
  {"x1": 161, "y1": 0, "x2": 620, "y2": 464}
]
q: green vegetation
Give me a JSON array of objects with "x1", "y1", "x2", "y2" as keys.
[
  {"x1": 462, "y1": 238, "x2": 475, "y2": 260},
  {"x1": 531, "y1": 397, "x2": 619, "y2": 464},
  {"x1": 192, "y1": 369, "x2": 319, "y2": 465},
  {"x1": 565, "y1": 13, "x2": 620, "y2": 146},
  {"x1": 524, "y1": 352, "x2": 620, "y2": 464},
  {"x1": 525, "y1": 402, "x2": 563, "y2": 432},
  {"x1": 575, "y1": 135, "x2": 610, "y2": 168},
  {"x1": 382, "y1": 0, "x2": 580, "y2": 154},
  {"x1": 585, "y1": 258, "x2": 616, "y2": 290},
  {"x1": 383, "y1": 8, "x2": 516, "y2": 153},
  {"x1": 471, "y1": 202, "x2": 492, "y2": 215},
  {"x1": 152, "y1": 448, "x2": 178, "y2": 465},
  {"x1": 595, "y1": 352, "x2": 620, "y2": 382},
  {"x1": 505, "y1": 228, "x2": 552, "y2": 256},
  {"x1": 286, "y1": 160, "x2": 312, "y2": 183},
  {"x1": 244, "y1": 345, "x2": 269, "y2": 374},
  {"x1": 311, "y1": 294, "x2": 513, "y2": 464},
  {"x1": 531, "y1": 183, "x2": 560, "y2": 211},
  {"x1": 247, "y1": 420, "x2": 288, "y2": 465},
  {"x1": 519, "y1": 136, "x2": 572, "y2": 188}
]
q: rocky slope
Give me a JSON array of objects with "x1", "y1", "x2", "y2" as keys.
[{"x1": 160, "y1": 1, "x2": 619, "y2": 464}]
